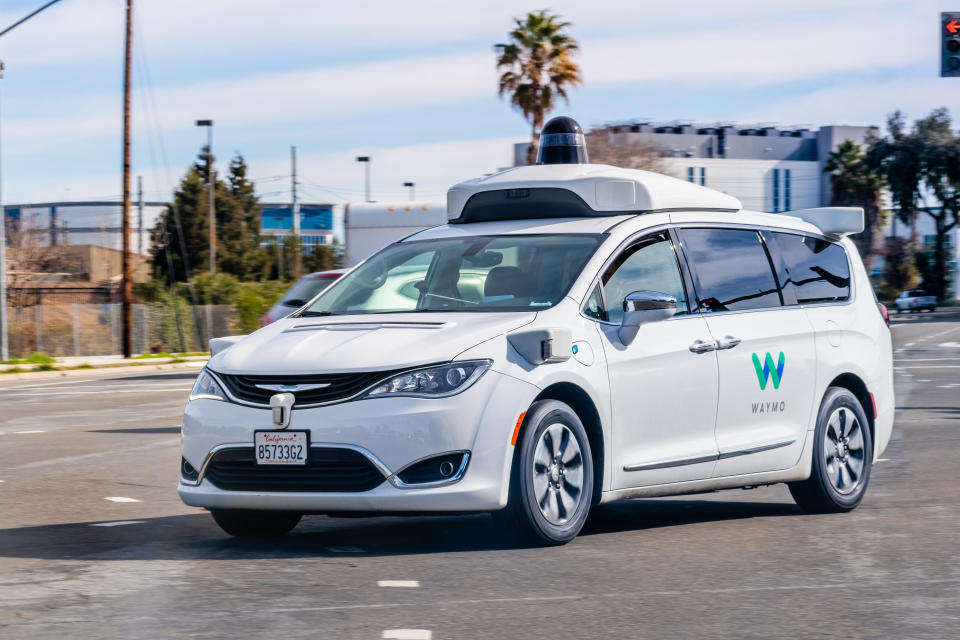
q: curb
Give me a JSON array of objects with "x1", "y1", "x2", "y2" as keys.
[{"x1": 0, "y1": 359, "x2": 208, "y2": 380}]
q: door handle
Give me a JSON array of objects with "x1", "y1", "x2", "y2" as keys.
[
  {"x1": 717, "y1": 336, "x2": 742, "y2": 350},
  {"x1": 689, "y1": 339, "x2": 718, "y2": 353}
]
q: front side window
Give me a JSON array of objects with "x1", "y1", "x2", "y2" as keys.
[
  {"x1": 600, "y1": 234, "x2": 689, "y2": 324},
  {"x1": 773, "y1": 232, "x2": 850, "y2": 303},
  {"x1": 300, "y1": 234, "x2": 604, "y2": 315},
  {"x1": 680, "y1": 228, "x2": 782, "y2": 312}
]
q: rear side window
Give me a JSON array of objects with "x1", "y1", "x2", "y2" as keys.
[
  {"x1": 772, "y1": 232, "x2": 850, "y2": 303},
  {"x1": 680, "y1": 228, "x2": 782, "y2": 312}
]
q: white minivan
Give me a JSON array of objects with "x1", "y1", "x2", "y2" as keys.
[{"x1": 179, "y1": 120, "x2": 893, "y2": 545}]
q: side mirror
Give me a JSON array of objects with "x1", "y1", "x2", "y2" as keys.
[{"x1": 619, "y1": 290, "x2": 676, "y2": 346}]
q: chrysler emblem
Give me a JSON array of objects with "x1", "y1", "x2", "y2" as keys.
[{"x1": 256, "y1": 383, "x2": 330, "y2": 392}]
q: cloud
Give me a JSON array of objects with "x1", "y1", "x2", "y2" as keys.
[
  {"x1": 744, "y1": 77, "x2": 957, "y2": 127},
  {"x1": 4, "y1": 135, "x2": 523, "y2": 204},
  {"x1": 1, "y1": 2, "x2": 933, "y2": 150}
]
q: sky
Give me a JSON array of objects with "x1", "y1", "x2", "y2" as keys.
[{"x1": 0, "y1": 0, "x2": 957, "y2": 206}]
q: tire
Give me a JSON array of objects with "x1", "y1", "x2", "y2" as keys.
[
  {"x1": 496, "y1": 399, "x2": 594, "y2": 546},
  {"x1": 211, "y1": 509, "x2": 302, "y2": 538},
  {"x1": 789, "y1": 387, "x2": 873, "y2": 513}
]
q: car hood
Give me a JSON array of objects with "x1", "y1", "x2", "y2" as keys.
[{"x1": 210, "y1": 312, "x2": 537, "y2": 375}]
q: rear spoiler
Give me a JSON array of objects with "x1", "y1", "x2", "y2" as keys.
[{"x1": 779, "y1": 207, "x2": 864, "y2": 239}]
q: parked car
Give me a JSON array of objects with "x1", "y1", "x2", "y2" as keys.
[
  {"x1": 895, "y1": 289, "x2": 937, "y2": 313},
  {"x1": 181, "y1": 118, "x2": 893, "y2": 545},
  {"x1": 259, "y1": 270, "x2": 346, "y2": 326}
]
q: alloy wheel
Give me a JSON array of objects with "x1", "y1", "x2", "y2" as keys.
[{"x1": 532, "y1": 423, "x2": 584, "y2": 525}]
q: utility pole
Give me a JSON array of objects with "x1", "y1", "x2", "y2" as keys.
[
  {"x1": 291, "y1": 145, "x2": 301, "y2": 277},
  {"x1": 195, "y1": 120, "x2": 215, "y2": 272},
  {"x1": 356, "y1": 156, "x2": 371, "y2": 202},
  {"x1": 403, "y1": 181, "x2": 415, "y2": 201},
  {"x1": 120, "y1": 0, "x2": 133, "y2": 358},
  {"x1": 137, "y1": 175, "x2": 143, "y2": 255},
  {"x1": 0, "y1": 60, "x2": 7, "y2": 362}
]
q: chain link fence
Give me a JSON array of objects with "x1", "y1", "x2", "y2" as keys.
[{"x1": 3, "y1": 302, "x2": 237, "y2": 358}]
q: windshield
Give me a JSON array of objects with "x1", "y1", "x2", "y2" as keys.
[
  {"x1": 300, "y1": 234, "x2": 604, "y2": 315},
  {"x1": 281, "y1": 275, "x2": 338, "y2": 307}
]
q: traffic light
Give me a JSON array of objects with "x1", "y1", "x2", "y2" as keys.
[{"x1": 942, "y1": 12, "x2": 960, "y2": 77}]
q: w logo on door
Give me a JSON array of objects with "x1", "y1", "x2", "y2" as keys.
[{"x1": 752, "y1": 352, "x2": 785, "y2": 390}]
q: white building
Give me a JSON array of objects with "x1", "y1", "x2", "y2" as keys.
[
  {"x1": 514, "y1": 122, "x2": 959, "y2": 299},
  {"x1": 515, "y1": 123, "x2": 875, "y2": 212}
]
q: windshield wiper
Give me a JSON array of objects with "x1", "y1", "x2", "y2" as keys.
[{"x1": 298, "y1": 310, "x2": 337, "y2": 317}]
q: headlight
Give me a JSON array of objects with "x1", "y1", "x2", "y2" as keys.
[
  {"x1": 360, "y1": 360, "x2": 491, "y2": 399},
  {"x1": 189, "y1": 369, "x2": 226, "y2": 402}
]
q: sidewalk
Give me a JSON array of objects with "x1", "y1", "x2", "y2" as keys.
[{"x1": 0, "y1": 353, "x2": 209, "y2": 379}]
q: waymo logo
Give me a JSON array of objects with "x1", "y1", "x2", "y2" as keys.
[{"x1": 752, "y1": 352, "x2": 785, "y2": 390}]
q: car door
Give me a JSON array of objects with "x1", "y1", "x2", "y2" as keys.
[
  {"x1": 589, "y1": 230, "x2": 721, "y2": 489},
  {"x1": 677, "y1": 227, "x2": 816, "y2": 477}
]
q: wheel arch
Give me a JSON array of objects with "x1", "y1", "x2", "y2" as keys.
[
  {"x1": 827, "y1": 373, "x2": 875, "y2": 452},
  {"x1": 532, "y1": 382, "x2": 605, "y2": 505}
]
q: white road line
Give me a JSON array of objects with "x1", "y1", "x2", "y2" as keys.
[
  {"x1": 235, "y1": 578, "x2": 960, "y2": 617},
  {"x1": 1, "y1": 380, "x2": 192, "y2": 391},
  {"x1": 893, "y1": 358, "x2": 960, "y2": 362},
  {"x1": 12, "y1": 430, "x2": 45, "y2": 434},
  {"x1": 104, "y1": 496, "x2": 141, "y2": 503},
  {"x1": 89, "y1": 520, "x2": 146, "y2": 527},
  {"x1": 939, "y1": 341, "x2": 960, "y2": 348},
  {"x1": 893, "y1": 365, "x2": 960, "y2": 369},
  {"x1": 1, "y1": 437, "x2": 180, "y2": 472},
  {"x1": 382, "y1": 630, "x2": 431, "y2": 640},
  {"x1": 324, "y1": 546, "x2": 364, "y2": 553},
  {"x1": 3, "y1": 388, "x2": 193, "y2": 397},
  {"x1": 378, "y1": 581, "x2": 420, "y2": 588},
  {"x1": 877, "y1": 458, "x2": 892, "y2": 462}
]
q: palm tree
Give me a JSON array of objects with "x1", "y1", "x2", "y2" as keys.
[
  {"x1": 495, "y1": 11, "x2": 581, "y2": 165},
  {"x1": 824, "y1": 139, "x2": 885, "y2": 270}
]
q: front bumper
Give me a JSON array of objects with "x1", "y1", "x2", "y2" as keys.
[{"x1": 178, "y1": 369, "x2": 538, "y2": 512}]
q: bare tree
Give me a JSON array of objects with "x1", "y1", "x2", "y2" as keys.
[{"x1": 585, "y1": 128, "x2": 666, "y2": 173}]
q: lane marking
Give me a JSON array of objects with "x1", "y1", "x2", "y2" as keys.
[
  {"x1": 104, "y1": 496, "x2": 140, "y2": 503},
  {"x1": 876, "y1": 458, "x2": 892, "y2": 462},
  {"x1": 2, "y1": 388, "x2": 193, "y2": 398},
  {"x1": 382, "y1": 631, "x2": 431, "y2": 640},
  {"x1": 939, "y1": 341, "x2": 960, "y2": 348},
  {"x1": 89, "y1": 520, "x2": 146, "y2": 527},
  {"x1": 893, "y1": 358, "x2": 960, "y2": 362},
  {"x1": 0, "y1": 437, "x2": 180, "y2": 472},
  {"x1": 892, "y1": 365, "x2": 960, "y2": 369},
  {"x1": 378, "y1": 581, "x2": 420, "y2": 588},
  {"x1": 324, "y1": 546, "x2": 364, "y2": 553},
  {"x1": 227, "y1": 577, "x2": 960, "y2": 617},
  {"x1": 12, "y1": 430, "x2": 45, "y2": 434}
]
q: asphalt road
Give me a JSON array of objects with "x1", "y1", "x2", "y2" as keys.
[{"x1": 1, "y1": 312, "x2": 959, "y2": 639}]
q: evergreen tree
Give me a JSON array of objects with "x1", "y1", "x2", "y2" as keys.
[{"x1": 151, "y1": 149, "x2": 267, "y2": 282}]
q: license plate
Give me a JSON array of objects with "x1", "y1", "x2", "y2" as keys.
[{"x1": 254, "y1": 430, "x2": 309, "y2": 465}]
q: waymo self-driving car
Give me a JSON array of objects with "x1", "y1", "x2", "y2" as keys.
[{"x1": 179, "y1": 117, "x2": 893, "y2": 545}]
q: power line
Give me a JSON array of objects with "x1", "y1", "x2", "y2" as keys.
[{"x1": 0, "y1": 0, "x2": 66, "y2": 39}]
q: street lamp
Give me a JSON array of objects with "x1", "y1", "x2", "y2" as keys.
[
  {"x1": 196, "y1": 119, "x2": 215, "y2": 273},
  {"x1": 403, "y1": 181, "x2": 415, "y2": 201},
  {"x1": 356, "y1": 156, "x2": 371, "y2": 202}
]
